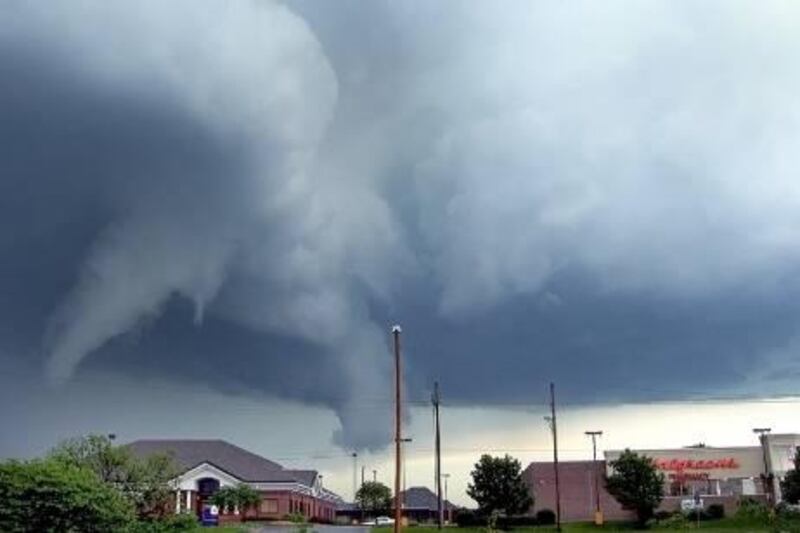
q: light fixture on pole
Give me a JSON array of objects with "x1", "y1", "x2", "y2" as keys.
[{"x1": 585, "y1": 431, "x2": 603, "y2": 525}]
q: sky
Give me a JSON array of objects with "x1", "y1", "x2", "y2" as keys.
[{"x1": 3, "y1": 0, "x2": 800, "y2": 505}]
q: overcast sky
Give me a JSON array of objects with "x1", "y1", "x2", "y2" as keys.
[{"x1": 3, "y1": 0, "x2": 800, "y2": 503}]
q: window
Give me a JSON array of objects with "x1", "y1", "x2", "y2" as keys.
[{"x1": 260, "y1": 499, "x2": 279, "y2": 514}]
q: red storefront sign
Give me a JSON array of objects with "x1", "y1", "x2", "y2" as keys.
[{"x1": 654, "y1": 458, "x2": 739, "y2": 472}]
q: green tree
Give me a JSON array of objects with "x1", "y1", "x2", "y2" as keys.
[
  {"x1": 0, "y1": 458, "x2": 135, "y2": 532},
  {"x1": 605, "y1": 449, "x2": 665, "y2": 528},
  {"x1": 210, "y1": 484, "x2": 262, "y2": 515},
  {"x1": 466, "y1": 454, "x2": 533, "y2": 516},
  {"x1": 355, "y1": 481, "x2": 392, "y2": 515},
  {"x1": 50, "y1": 434, "x2": 180, "y2": 520},
  {"x1": 782, "y1": 447, "x2": 800, "y2": 504}
]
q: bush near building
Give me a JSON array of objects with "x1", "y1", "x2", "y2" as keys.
[
  {"x1": 0, "y1": 434, "x2": 220, "y2": 533},
  {"x1": 0, "y1": 458, "x2": 135, "y2": 532},
  {"x1": 605, "y1": 449, "x2": 665, "y2": 528},
  {"x1": 467, "y1": 454, "x2": 533, "y2": 518},
  {"x1": 535, "y1": 509, "x2": 556, "y2": 525}
]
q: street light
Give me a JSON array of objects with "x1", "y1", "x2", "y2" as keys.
[
  {"x1": 585, "y1": 431, "x2": 603, "y2": 525},
  {"x1": 753, "y1": 428, "x2": 772, "y2": 505}
]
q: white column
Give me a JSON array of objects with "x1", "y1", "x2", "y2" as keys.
[
  {"x1": 185, "y1": 490, "x2": 191, "y2": 512},
  {"x1": 175, "y1": 490, "x2": 181, "y2": 513}
]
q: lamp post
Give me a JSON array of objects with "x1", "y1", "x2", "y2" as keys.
[
  {"x1": 753, "y1": 428, "x2": 772, "y2": 505},
  {"x1": 392, "y1": 325, "x2": 403, "y2": 533},
  {"x1": 585, "y1": 431, "x2": 603, "y2": 525}
]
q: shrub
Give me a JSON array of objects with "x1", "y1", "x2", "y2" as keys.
[
  {"x1": 653, "y1": 510, "x2": 674, "y2": 521},
  {"x1": 777, "y1": 502, "x2": 800, "y2": 519},
  {"x1": 535, "y1": 509, "x2": 556, "y2": 525},
  {"x1": 686, "y1": 509, "x2": 710, "y2": 521},
  {"x1": 454, "y1": 509, "x2": 482, "y2": 527},
  {"x1": 707, "y1": 503, "x2": 725, "y2": 520},
  {"x1": 736, "y1": 497, "x2": 769, "y2": 523},
  {"x1": 286, "y1": 512, "x2": 307, "y2": 524},
  {"x1": 0, "y1": 458, "x2": 135, "y2": 533},
  {"x1": 659, "y1": 512, "x2": 690, "y2": 530},
  {"x1": 496, "y1": 515, "x2": 538, "y2": 529},
  {"x1": 127, "y1": 513, "x2": 199, "y2": 532}
]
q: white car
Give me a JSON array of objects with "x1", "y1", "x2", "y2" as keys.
[{"x1": 363, "y1": 516, "x2": 395, "y2": 526}]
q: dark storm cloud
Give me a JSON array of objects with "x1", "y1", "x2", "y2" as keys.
[{"x1": 3, "y1": 0, "x2": 800, "y2": 449}]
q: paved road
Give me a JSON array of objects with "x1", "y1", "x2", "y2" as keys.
[{"x1": 254, "y1": 525, "x2": 368, "y2": 533}]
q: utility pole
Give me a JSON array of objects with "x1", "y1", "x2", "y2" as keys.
[
  {"x1": 373, "y1": 470, "x2": 378, "y2": 482},
  {"x1": 401, "y1": 437, "x2": 413, "y2": 511},
  {"x1": 392, "y1": 325, "x2": 403, "y2": 533},
  {"x1": 433, "y1": 381, "x2": 443, "y2": 530},
  {"x1": 585, "y1": 430, "x2": 603, "y2": 525},
  {"x1": 548, "y1": 383, "x2": 562, "y2": 532},
  {"x1": 362, "y1": 465, "x2": 366, "y2": 487}
]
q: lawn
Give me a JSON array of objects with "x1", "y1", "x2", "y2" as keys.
[{"x1": 381, "y1": 520, "x2": 772, "y2": 533}]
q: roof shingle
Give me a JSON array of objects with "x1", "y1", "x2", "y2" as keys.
[{"x1": 126, "y1": 439, "x2": 317, "y2": 484}]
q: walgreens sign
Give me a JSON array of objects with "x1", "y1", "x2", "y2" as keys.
[{"x1": 654, "y1": 458, "x2": 739, "y2": 471}]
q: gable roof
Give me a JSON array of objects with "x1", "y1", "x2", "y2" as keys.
[
  {"x1": 400, "y1": 486, "x2": 458, "y2": 510},
  {"x1": 126, "y1": 439, "x2": 317, "y2": 484}
]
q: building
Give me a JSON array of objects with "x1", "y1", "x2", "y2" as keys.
[
  {"x1": 127, "y1": 439, "x2": 341, "y2": 523},
  {"x1": 524, "y1": 461, "x2": 631, "y2": 522},
  {"x1": 526, "y1": 434, "x2": 800, "y2": 523},
  {"x1": 398, "y1": 486, "x2": 459, "y2": 523},
  {"x1": 764, "y1": 434, "x2": 800, "y2": 502},
  {"x1": 336, "y1": 486, "x2": 458, "y2": 525}
]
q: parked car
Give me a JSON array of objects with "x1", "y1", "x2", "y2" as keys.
[{"x1": 362, "y1": 516, "x2": 395, "y2": 526}]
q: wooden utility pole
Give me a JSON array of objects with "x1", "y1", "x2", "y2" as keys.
[
  {"x1": 549, "y1": 382, "x2": 562, "y2": 532},
  {"x1": 432, "y1": 381, "x2": 443, "y2": 529},
  {"x1": 392, "y1": 325, "x2": 403, "y2": 533}
]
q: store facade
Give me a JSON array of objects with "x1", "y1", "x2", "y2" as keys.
[{"x1": 526, "y1": 434, "x2": 799, "y2": 522}]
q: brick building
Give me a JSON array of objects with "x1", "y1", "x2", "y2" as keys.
[
  {"x1": 524, "y1": 437, "x2": 800, "y2": 523},
  {"x1": 524, "y1": 461, "x2": 631, "y2": 522},
  {"x1": 127, "y1": 439, "x2": 341, "y2": 523}
]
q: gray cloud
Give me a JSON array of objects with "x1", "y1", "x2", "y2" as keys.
[{"x1": 3, "y1": 0, "x2": 800, "y2": 450}]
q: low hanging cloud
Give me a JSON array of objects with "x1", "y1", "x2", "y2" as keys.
[{"x1": 3, "y1": 0, "x2": 800, "y2": 449}]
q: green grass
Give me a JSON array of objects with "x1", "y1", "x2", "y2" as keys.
[{"x1": 379, "y1": 520, "x2": 771, "y2": 533}]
